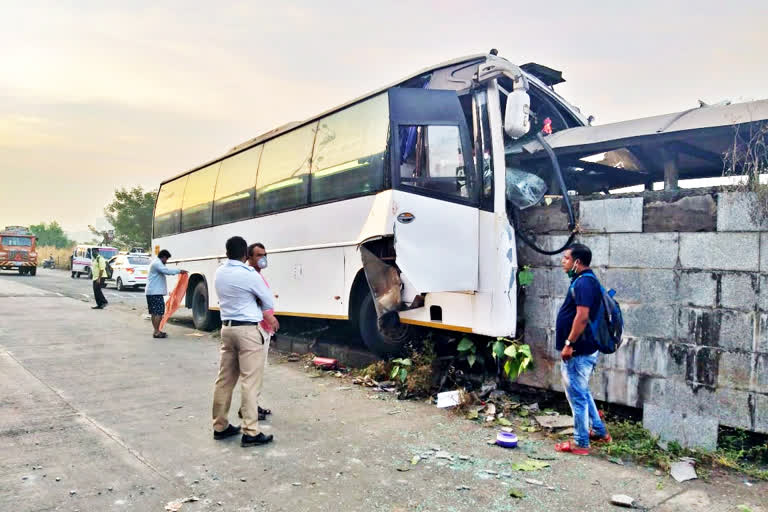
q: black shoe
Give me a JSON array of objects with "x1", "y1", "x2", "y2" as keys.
[
  {"x1": 213, "y1": 424, "x2": 241, "y2": 440},
  {"x1": 92, "y1": 305, "x2": 104, "y2": 309},
  {"x1": 241, "y1": 432, "x2": 273, "y2": 447},
  {"x1": 258, "y1": 406, "x2": 272, "y2": 416}
]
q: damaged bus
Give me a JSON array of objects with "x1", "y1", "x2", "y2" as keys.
[{"x1": 152, "y1": 51, "x2": 590, "y2": 355}]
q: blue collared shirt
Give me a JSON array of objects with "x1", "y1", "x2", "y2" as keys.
[
  {"x1": 145, "y1": 258, "x2": 181, "y2": 296},
  {"x1": 215, "y1": 259, "x2": 275, "y2": 322}
]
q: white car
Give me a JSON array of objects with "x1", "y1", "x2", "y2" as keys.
[{"x1": 106, "y1": 254, "x2": 151, "y2": 291}]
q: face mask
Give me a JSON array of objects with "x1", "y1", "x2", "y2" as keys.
[
  {"x1": 567, "y1": 261, "x2": 578, "y2": 279},
  {"x1": 257, "y1": 256, "x2": 268, "y2": 270}
]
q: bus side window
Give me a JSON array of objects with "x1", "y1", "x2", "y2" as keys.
[
  {"x1": 310, "y1": 93, "x2": 388, "y2": 203},
  {"x1": 255, "y1": 122, "x2": 316, "y2": 215},
  {"x1": 399, "y1": 125, "x2": 470, "y2": 199}
]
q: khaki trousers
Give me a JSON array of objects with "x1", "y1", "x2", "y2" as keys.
[{"x1": 212, "y1": 325, "x2": 265, "y2": 436}]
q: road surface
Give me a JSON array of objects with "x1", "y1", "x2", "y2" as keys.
[{"x1": 0, "y1": 273, "x2": 765, "y2": 511}]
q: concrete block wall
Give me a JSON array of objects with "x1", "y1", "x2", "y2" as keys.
[{"x1": 517, "y1": 189, "x2": 768, "y2": 450}]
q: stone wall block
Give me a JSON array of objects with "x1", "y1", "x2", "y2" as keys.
[
  {"x1": 643, "y1": 403, "x2": 718, "y2": 451},
  {"x1": 679, "y1": 271, "x2": 717, "y2": 308},
  {"x1": 576, "y1": 234, "x2": 610, "y2": 268},
  {"x1": 716, "y1": 351, "x2": 753, "y2": 391},
  {"x1": 679, "y1": 232, "x2": 760, "y2": 271},
  {"x1": 755, "y1": 394, "x2": 768, "y2": 433},
  {"x1": 623, "y1": 304, "x2": 676, "y2": 339},
  {"x1": 719, "y1": 273, "x2": 758, "y2": 311},
  {"x1": 755, "y1": 354, "x2": 768, "y2": 394},
  {"x1": 603, "y1": 269, "x2": 677, "y2": 304},
  {"x1": 580, "y1": 197, "x2": 643, "y2": 233},
  {"x1": 719, "y1": 310, "x2": 756, "y2": 352},
  {"x1": 609, "y1": 233, "x2": 679, "y2": 269},
  {"x1": 644, "y1": 194, "x2": 716, "y2": 232},
  {"x1": 717, "y1": 191, "x2": 768, "y2": 232}
]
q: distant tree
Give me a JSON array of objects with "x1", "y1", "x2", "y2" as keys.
[
  {"x1": 103, "y1": 186, "x2": 157, "y2": 250},
  {"x1": 29, "y1": 221, "x2": 75, "y2": 248}
]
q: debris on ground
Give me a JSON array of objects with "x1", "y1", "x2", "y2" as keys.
[
  {"x1": 609, "y1": 457, "x2": 625, "y2": 466},
  {"x1": 185, "y1": 332, "x2": 205, "y2": 337},
  {"x1": 511, "y1": 460, "x2": 551, "y2": 472},
  {"x1": 436, "y1": 390, "x2": 463, "y2": 408},
  {"x1": 312, "y1": 357, "x2": 338, "y2": 370},
  {"x1": 456, "y1": 485, "x2": 471, "y2": 491},
  {"x1": 352, "y1": 375, "x2": 378, "y2": 387},
  {"x1": 435, "y1": 451, "x2": 454, "y2": 461},
  {"x1": 525, "y1": 478, "x2": 544, "y2": 486},
  {"x1": 670, "y1": 459, "x2": 698, "y2": 482},
  {"x1": 610, "y1": 494, "x2": 635, "y2": 508},
  {"x1": 286, "y1": 353, "x2": 301, "y2": 362},
  {"x1": 508, "y1": 488, "x2": 526, "y2": 498},
  {"x1": 411, "y1": 455, "x2": 421, "y2": 465},
  {"x1": 535, "y1": 415, "x2": 574, "y2": 430},
  {"x1": 165, "y1": 496, "x2": 200, "y2": 511}
]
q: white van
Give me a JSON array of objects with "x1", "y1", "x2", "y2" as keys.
[{"x1": 70, "y1": 245, "x2": 119, "y2": 279}]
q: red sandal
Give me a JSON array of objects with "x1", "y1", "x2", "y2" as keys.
[
  {"x1": 589, "y1": 431, "x2": 612, "y2": 444},
  {"x1": 554, "y1": 441, "x2": 590, "y2": 455}
]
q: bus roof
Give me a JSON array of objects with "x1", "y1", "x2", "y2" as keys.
[{"x1": 159, "y1": 53, "x2": 488, "y2": 187}]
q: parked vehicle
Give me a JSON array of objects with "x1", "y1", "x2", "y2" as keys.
[
  {"x1": 0, "y1": 226, "x2": 37, "y2": 275},
  {"x1": 105, "y1": 253, "x2": 151, "y2": 290},
  {"x1": 70, "y1": 245, "x2": 118, "y2": 279}
]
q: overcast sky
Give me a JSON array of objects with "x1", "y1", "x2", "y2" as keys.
[{"x1": 1, "y1": 0, "x2": 766, "y2": 235}]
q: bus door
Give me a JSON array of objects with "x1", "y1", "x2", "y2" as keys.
[{"x1": 388, "y1": 88, "x2": 479, "y2": 293}]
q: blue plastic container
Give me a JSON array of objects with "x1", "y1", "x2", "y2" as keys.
[{"x1": 495, "y1": 431, "x2": 518, "y2": 448}]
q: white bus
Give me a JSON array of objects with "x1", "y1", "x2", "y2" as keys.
[{"x1": 152, "y1": 52, "x2": 588, "y2": 355}]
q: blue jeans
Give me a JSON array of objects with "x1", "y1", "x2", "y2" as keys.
[{"x1": 560, "y1": 352, "x2": 606, "y2": 448}]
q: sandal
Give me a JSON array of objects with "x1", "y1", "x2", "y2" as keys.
[
  {"x1": 153, "y1": 332, "x2": 167, "y2": 339},
  {"x1": 258, "y1": 406, "x2": 271, "y2": 416},
  {"x1": 554, "y1": 441, "x2": 590, "y2": 455},
  {"x1": 590, "y1": 431, "x2": 612, "y2": 443}
]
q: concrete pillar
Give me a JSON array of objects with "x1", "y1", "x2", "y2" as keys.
[{"x1": 661, "y1": 145, "x2": 679, "y2": 190}]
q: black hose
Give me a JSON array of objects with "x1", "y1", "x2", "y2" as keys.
[{"x1": 508, "y1": 132, "x2": 576, "y2": 255}]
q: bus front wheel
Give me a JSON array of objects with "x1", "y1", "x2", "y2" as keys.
[
  {"x1": 358, "y1": 293, "x2": 410, "y2": 358},
  {"x1": 192, "y1": 281, "x2": 219, "y2": 331}
]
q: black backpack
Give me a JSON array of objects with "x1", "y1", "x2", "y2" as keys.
[{"x1": 569, "y1": 272, "x2": 624, "y2": 354}]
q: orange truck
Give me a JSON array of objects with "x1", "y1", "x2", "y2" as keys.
[{"x1": 0, "y1": 226, "x2": 38, "y2": 276}]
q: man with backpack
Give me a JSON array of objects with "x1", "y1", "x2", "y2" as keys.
[{"x1": 554, "y1": 243, "x2": 612, "y2": 455}]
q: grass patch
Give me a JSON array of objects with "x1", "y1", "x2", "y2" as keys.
[{"x1": 596, "y1": 420, "x2": 768, "y2": 480}]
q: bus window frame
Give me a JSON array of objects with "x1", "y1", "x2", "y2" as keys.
[{"x1": 388, "y1": 87, "x2": 479, "y2": 208}]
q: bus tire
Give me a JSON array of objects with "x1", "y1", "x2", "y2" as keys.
[
  {"x1": 192, "y1": 281, "x2": 219, "y2": 331},
  {"x1": 29, "y1": 267, "x2": 36, "y2": 276},
  {"x1": 358, "y1": 292, "x2": 409, "y2": 358},
  {"x1": 71, "y1": 271, "x2": 75, "y2": 278}
]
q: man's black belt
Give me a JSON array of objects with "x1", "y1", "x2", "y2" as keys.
[{"x1": 223, "y1": 320, "x2": 260, "y2": 327}]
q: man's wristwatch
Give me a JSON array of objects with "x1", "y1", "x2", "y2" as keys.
[{"x1": 565, "y1": 340, "x2": 573, "y2": 347}]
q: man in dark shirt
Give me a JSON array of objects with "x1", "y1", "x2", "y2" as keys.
[{"x1": 554, "y1": 243, "x2": 610, "y2": 455}]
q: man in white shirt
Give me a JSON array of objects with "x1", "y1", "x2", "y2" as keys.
[{"x1": 212, "y1": 236, "x2": 279, "y2": 447}]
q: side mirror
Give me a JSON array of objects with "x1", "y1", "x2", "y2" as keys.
[{"x1": 504, "y1": 90, "x2": 531, "y2": 139}]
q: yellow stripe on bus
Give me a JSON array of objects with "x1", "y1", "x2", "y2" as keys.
[
  {"x1": 274, "y1": 311, "x2": 349, "y2": 320},
  {"x1": 399, "y1": 318, "x2": 473, "y2": 333}
]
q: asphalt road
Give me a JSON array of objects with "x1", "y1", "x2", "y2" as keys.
[
  {"x1": 0, "y1": 267, "x2": 195, "y2": 325},
  {"x1": 1, "y1": 274, "x2": 766, "y2": 511}
]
